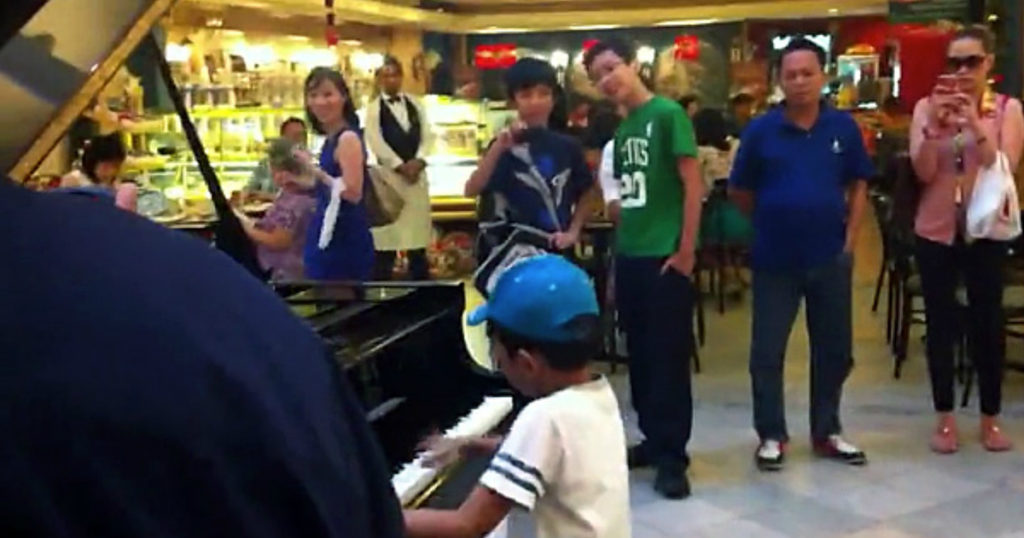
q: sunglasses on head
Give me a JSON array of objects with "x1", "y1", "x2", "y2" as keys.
[{"x1": 946, "y1": 55, "x2": 985, "y2": 72}]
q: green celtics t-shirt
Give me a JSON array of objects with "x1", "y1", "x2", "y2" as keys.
[{"x1": 613, "y1": 96, "x2": 697, "y2": 257}]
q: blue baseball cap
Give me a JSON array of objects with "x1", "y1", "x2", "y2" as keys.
[{"x1": 467, "y1": 255, "x2": 599, "y2": 342}]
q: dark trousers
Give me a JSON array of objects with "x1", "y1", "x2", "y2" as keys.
[
  {"x1": 615, "y1": 256, "x2": 693, "y2": 469},
  {"x1": 915, "y1": 236, "x2": 1005, "y2": 416},
  {"x1": 372, "y1": 249, "x2": 430, "y2": 281},
  {"x1": 751, "y1": 253, "x2": 853, "y2": 442}
]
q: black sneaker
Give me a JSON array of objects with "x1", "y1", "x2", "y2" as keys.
[
  {"x1": 654, "y1": 462, "x2": 691, "y2": 500},
  {"x1": 627, "y1": 442, "x2": 653, "y2": 469},
  {"x1": 755, "y1": 439, "x2": 786, "y2": 472},
  {"x1": 813, "y1": 435, "x2": 867, "y2": 466}
]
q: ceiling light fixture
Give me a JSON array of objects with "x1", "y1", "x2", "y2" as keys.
[
  {"x1": 654, "y1": 18, "x2": 721, "y2": 27},
  {"x1": 549, "y1": 49, "x2": 570, "y2": 69},
  {"x1": 636, "y1": 46, "x2": 656, "y2": 64},
  {"x1": 475, "y1": 26, "x2": 528, "y2": 34},
  {"x1": 567, "y1": 24, "x2": 621, "y2": 31}
]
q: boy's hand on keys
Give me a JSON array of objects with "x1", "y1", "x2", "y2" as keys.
[
  {"x1": 419, "y1": 434, "x2": 503, "y2": 468},
  {"x1": 419, "y1": 434, "x2": 471, "y2": 468}
]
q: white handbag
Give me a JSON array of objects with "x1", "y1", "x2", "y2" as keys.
[{"x1": 966, "y1": 151, "x2": 1021, "y2": 241}]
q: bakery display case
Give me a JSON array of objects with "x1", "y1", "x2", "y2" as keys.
[
  {"x1": 420, "y1": 95, "x2": 514, "y2": 221},
  {"x1": 120, "y1": 106, "x2": 307, "y2": 223},
  {"x1": 836, "y1": 45, "x2": 882, "y2": 110}
]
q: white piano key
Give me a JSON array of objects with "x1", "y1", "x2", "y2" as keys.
[{"x1": 392, "y1": 396, "x2": 514, "y2": 505}]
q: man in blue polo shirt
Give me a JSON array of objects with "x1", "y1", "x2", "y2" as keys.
[{"x1": 729, "y1": 38, "x2": 873, "y2": 472}]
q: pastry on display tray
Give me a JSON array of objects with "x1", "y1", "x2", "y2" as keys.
[{"x1": 151, "y1": 213, "x2": 187, "y2": 224}]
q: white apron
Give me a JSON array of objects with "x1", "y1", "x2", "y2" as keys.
[{"x1": 370, "y1": 166, "x2": 432, "y2": 251}]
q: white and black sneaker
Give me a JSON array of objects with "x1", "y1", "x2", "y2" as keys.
[
  {"x1": 813, "y1": 435, "x2": 867, "y2": 466},
  {"x1": 755, "y1": 439, "x2": 786, "y2": 471}
]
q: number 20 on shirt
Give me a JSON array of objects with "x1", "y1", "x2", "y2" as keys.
[{"x1": 620, "y1": 137, "x2": 649, "y2": 209}]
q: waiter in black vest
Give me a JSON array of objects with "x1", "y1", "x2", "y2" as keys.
[{"x1": 366, "y1": 56, "x2": 433, "y2": 281}]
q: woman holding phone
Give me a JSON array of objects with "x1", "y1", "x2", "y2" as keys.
[{"x1": 910, "y1": 25, "x2": 1024, "y2": 454}]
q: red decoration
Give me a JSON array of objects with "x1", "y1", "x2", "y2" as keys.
[
  {"x1": 897, "y1": 26, "x2": 952, "y2": 113},
  {"x1": 474, "y1": 43, "x2": 517, "y2": 69},
  {"x1": 582, "y1": 39, "x2": 599, "y2": 51},
  {"x1": 324, "y1": 0, "x2": 337, "y2": 46},
  {"x1": 674, "y1": 35, "x2": 699, "y2": 61}
]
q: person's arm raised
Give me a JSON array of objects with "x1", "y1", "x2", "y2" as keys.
[
  {"x1": 910, "y1": 97, "x2": 951, "y2": 183},
  {"x1": 334, "y1": 131, "x2": 365, "y2": 203},
  {"x1": 464, "y1": 125, "x2": 518, "y2": 197}
]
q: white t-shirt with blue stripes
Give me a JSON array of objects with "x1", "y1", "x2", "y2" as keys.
[{"x1": 480, "y1": 376, "x2": 630, "y2": 538}]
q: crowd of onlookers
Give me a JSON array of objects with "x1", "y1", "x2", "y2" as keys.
[{"x1": 7, "y1": 22, "x2": 1024, "y2": 538}]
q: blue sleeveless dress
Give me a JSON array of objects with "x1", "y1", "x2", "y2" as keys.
[{"x1": 303, "y1": 129, "x2": 375, "y2": 280}]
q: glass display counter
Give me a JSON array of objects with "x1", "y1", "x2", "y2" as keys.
[
  {"x1": 35, "y1": 80, "x2": 511, "y2": 227},
  {"x1": 419, "y1": 95, "x2": 514, "y2": 220}
]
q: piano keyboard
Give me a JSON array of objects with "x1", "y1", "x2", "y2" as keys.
[{"x1": 391, "y1": 396, "x2": 514, "y2": 506}]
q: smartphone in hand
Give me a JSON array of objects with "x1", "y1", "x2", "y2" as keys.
[
  {"x1": 934, "y1": 74, "x2": 959, "y2": 95},
  {"x1": 955, "y1": 74, "x2": 976, "y2": 95}
]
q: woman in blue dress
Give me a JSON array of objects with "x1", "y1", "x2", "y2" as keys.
[{"x1": 300, "y1": 67, "x2": 375, "y2": 281}]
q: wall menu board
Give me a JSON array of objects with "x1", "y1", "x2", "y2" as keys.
[{"x1": 889, "y1": 0, "x2": 969, "y2": 23}]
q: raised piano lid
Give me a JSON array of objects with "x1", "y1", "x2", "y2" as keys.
[
  {"x1": 1, "y1": 0, "x2": 265, "y2": 278},
  {"x1": 0, "y1": 0, "x2": 176, "y2": 181}
]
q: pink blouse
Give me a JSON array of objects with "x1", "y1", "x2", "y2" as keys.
[{"x1": 910, "y1": 93, "x2": 1024, "y2": 245}]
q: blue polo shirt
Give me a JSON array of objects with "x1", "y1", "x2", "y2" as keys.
[{"x1": 729, "y1": 104, "x2": 874, "y2": 271}]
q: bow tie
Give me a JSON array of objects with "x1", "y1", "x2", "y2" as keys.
[{"x1": 386, "y1": 96, "x2": 402, "y2": 105}]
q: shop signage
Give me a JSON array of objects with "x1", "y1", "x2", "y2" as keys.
[
  {"x1": 474, "y1": 43, "x2": 517, "y2": 69},
  {"x1": 889, "y1": 0, "x2": 969, "y2": 23},
  {"x1": 674, "y1": 35, "x2": 699, "y2": 61}
]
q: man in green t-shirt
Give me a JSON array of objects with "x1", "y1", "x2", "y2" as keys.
[{"x1": 585, "y1": 39, "x2": 704, "y2": 500}]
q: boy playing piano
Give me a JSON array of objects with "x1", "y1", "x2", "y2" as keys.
[{"x1": 403, "y1": 255, "x2": 630, "y2": 538}]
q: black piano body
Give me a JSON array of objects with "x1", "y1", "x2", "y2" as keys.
[{"x1": 276, "y1": 280, "x2": 516, "y2": 508}]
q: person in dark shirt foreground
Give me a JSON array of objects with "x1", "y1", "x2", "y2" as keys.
[{"x1": 0, "y1": 177, "x2": 404, "y2": 537}]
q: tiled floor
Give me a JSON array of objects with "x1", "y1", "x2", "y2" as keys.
[{"x1": 614, "y1": 223, "x2": 1024, "y2": 537}]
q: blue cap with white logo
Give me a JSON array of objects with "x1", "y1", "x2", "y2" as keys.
[{"x1": 467, "y1": 255, "x2": 599, "y2": 342}]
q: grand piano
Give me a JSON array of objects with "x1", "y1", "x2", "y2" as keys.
[
  {"x1": 275, "y1": 282, "x2": 516, "y2": 510},
  {"x1": 1, "y1": 0, "x2": 517, "y2": 521}
]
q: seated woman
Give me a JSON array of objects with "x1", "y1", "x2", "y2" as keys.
[
  {"x1": 59, "y1": 133, "x2": 137, "y2": 212},
  {"x1": 236, "y1": 138, "x2": 317, "y2": 281}
]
